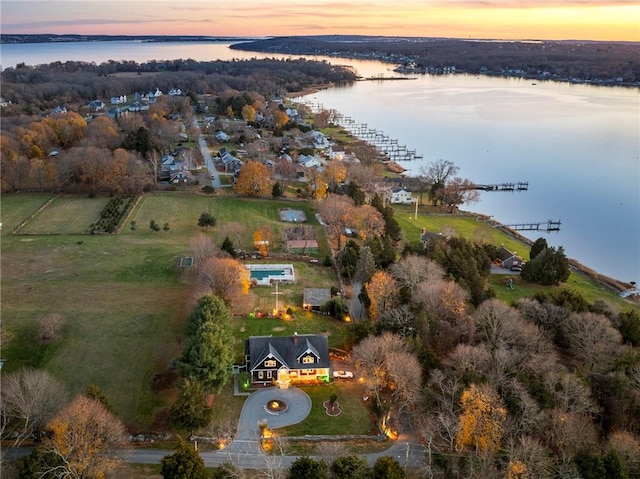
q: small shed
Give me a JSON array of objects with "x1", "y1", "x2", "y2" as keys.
[{"x1": 303, "y1": 288, "x2": 331, "y2": 311}]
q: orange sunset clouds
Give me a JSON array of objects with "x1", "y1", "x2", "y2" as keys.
[{"x1": 1, "y1": 0, "x2": 638, "y2": 41}]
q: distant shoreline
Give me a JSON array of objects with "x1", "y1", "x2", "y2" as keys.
[{"x1": 0, "y1": 34, "x2": 256, "y2": 45}]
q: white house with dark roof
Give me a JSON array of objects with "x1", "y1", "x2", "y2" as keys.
[
  {"x1": 244, "y1": 334, "x2": 330, "y2": 387},
  {"x1": 390, "y1": 187, "x2": 415, "y2": 204}
]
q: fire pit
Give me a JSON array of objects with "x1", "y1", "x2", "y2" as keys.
[{"x1": 265, "y1": 399, "x2": 288, "y2": 414}]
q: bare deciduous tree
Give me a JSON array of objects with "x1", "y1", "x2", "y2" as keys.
[
  {"x1": 389, "y1": 255, "x2": 445, "y2": 296},
  {"x1": 315, "y1": 193, "x2": 355, "y2": 251},
  {"x1": 353, "y1": 333, "x2": 420, "y2": 432},
  {"x1": 380, "y1": 305, "x2": 416, "y2": 337},
  {"x1": 414, "y1": 279, "x2": 473, "y2": 356},
  {"x1": 37, "y1": 313, "x2": 66, "y2": 343},
  {"x1": 218, "y1": 221, "x2": 247, "y2": 251},
  {"x1": 544, "y1": 409, "x2": 598, "y2": 460},
  {"x1": 561, "y1": 312, "x2": 622, "y2": 372},
  {"x1": 42, "y1": 395, "x2": 126, "y2": 478},
  {"x1": 190, "y1": 233, "x2": 218, "y2": 267},
  {"x1": 546, "y1": 372, "x2": 599, "y2": 416},
  {"x1": 504, "y1": 436, "x2": 555, "y2": 479},
  {"x1": 609, "y1": 431, "x2": 640, "y2": 478},
  {"x1": 0, "y1": 368, "x2": 68, "y2": 447}
]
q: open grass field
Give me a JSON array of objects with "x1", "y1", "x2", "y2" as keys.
[
  {"x1": 393, "y1": 204, "x2": 527, "y2": 254},
  {"x1": 0, "y1": 192, "x2": 342, "y2": 430},
  {"x1": 2, "y1": 191, "x2": 634, "y2": 435},
  {"x1": 17, "y1": 194, "x2": 111, "y2": 235},
  {"x1": 1, "y1": 193, "x2": 55, "y2": 234}
]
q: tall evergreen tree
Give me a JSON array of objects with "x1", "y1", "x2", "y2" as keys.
[{"x1": 180, "y1": 296, "x2": 234, "y2": 393}]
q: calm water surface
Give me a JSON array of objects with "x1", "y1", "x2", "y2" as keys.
[{"x1": 2, "y1": 41, "x2": 638, "y2": 282}]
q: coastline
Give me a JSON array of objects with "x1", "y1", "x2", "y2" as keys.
[
  {"x1": 466, "y1": 211, "x2": 634, "y2": 293},
  {"x1": 292, "y1": 87, "x2": 635, "y2": 294}
]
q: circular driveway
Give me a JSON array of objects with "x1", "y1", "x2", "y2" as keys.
[{"x1": 235, "y1": 387, "x2": 312, "y2": 441}]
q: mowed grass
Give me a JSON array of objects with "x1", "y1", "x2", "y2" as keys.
[
  {"x1": 18, "y1": 194, "x2": 111, "y2": 234},
  {"x1": 278, "y1": 383, "x2": 374, "y2": 436},
  {"x1": 393, "y1": 204, "x2": 528, "y2": 254},
  {"x1": 1, "y1": 192, "x2": 341, "y2": 430},
  {"x1": 1, "y1": 193, "x2": 55, "y2": 234}
]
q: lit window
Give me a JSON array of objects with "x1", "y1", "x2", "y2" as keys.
[
  {"x1": 265, "y1": 360, "x2": 276, "y2": 367},
  {"x1": 258, "y1": 371, "x2": 264, "y2": 379},
  {"x1": 302, "y1": 356, "x2": 315, "y2": 364},
  {"x1": 267, "y1": 371, "x2": 272, "y2": 379}
]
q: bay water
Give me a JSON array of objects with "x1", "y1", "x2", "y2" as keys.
[{"x1": 1, "y1": 41, "x2": 638, "y2": 283}]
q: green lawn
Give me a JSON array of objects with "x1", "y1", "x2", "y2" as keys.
[
  {"x1": 18, "y1": 194, "x2": 111, "y2": 235},
  {"x1": 277, "y1": 383, "x2": 374, "y2": 436},
  {"x1": 1, "y1": 193, "x2": 55, "y2": 234},
  {"x1": 0, "y1": 192, "x2": 341, "y2": 429},
  {"x1": 393, "y1": 204, "x2": 528, "y2": 254},
  {"x1": 489, "y1": 269, "x2": 635, "y2": 310}
]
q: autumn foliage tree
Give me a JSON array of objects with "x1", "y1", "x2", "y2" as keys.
[
  {"x1": 456, "y1": 384, "x2": 507, "y2": 452},
  {"x1": 253, "y1": 225, "x2": 273, "y2": 257},
  {"x1": 42, "y1": 395, "x2": 126, "y2": 478},
  {"x1": 234, "y1": 160, "x2": 272, "y2": 197},
  {"x1": 196, "y1": 257, "x2": 250, "y2": 307},
  {"x1": 364, "y1": 270, "x2": 400, "y2": 321}
]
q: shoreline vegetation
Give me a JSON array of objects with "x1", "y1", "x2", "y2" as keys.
[
  {"x1": 1, "y1": 33, "x2": 638, "y2": 87},
  {"x1": 290, "y1": 84, "x2": 636, "y2": 293}
]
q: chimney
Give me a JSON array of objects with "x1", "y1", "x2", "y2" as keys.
[{"x1": 293, "y1": 332, "x2": 298, "y2": 345}]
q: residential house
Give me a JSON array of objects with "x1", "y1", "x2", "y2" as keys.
[
  {"x1": 88, "y1": 100, "x2": 105, "y2": 111},
  {"x1": 420, "y1": 228, "x2": 443, "y2": 247},
  {"x1": 220, "y1": 151, "x2": 243, "y2": 173},
  {"x1": 110, "y1": 95, "x2": 127, "y2": 105},
  {"x1": 497, "y1": 245, "x2": 525, "y2": 270},
  {"x1": 50, "y1": 105, "x2": 67, "y2": 115},
  {"x1": 170, "y1": 171, "x2": 198, "y2": 185},
  {"x1": 216, "y1": 131, "x2": 230, "y2": 142},
  {"x1": 390, "y1": 187, "x2": 415, "y2": 204},
  {"x1": 298, "y1": 154, "x2": 321, "y2": 169},
  {"x1": 309, "y1": 130, "x2": 330, "y2": 149},
  {"x1": 244, "y1": 334, "x2": 330, "y2": 387},
  {"x1": 128, "y1": 100, "x2": 149, "y2": 112},
  {"x1": 168, "y1": 88, "x2": 183, "y2": 96},
  {"x1": 302, "y1": 288, "x2": 331, "y2": 311}
]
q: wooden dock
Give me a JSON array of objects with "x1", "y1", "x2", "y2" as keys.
[
  {"x1": 503, "y1": 219, "x2": 561, "y2": 232},
  {"x1": 294, "y1": 99, "x2": 423, "y2": 162}
]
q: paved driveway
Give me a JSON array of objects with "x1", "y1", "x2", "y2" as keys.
[{"x1": 225, "y1": 387, "x2": 311, "y2": 455}]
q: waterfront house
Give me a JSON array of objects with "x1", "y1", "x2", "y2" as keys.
[{"x1": 390, "y1": 187, "x2": 415, "y2": 204}]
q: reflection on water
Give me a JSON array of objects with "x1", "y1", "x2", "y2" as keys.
[{"x1": 1, "y1": 41, "x2": 638, "y2": 282}]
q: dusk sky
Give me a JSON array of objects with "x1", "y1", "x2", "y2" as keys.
[{"x1": 1, "y1": 0, "x2": 639, "y2": 42}]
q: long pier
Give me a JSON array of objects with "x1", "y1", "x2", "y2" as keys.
[
  {"x1": 503, "y1": 219, "x2": 561, "y2": 232},
  {"x1": 293, "y1": 99, "x2": 423, "y2": 162},
  {"x1": 471, "y1": 182, "x2": 528, "y2": 192}
]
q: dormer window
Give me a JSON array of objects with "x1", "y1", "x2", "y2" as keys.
[
  {"x1": 265, "y1": 359, "x2": 276, "y2": 367},
  {"x1": 302, "y1": 356, "x2": 315, "y2": 364}
]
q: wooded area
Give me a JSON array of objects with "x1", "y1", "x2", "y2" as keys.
[{"x1": 232, "y1": 36, "x2": 640, "y2": 84}]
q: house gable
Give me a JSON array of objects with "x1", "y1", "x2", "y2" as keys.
[{"x1": 245, "y1": 334, "x2": 330, "y2": 384}]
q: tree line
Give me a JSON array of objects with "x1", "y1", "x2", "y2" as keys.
[{"x1": 232, "y1": 36, "x2": 640, "y2": 83}]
